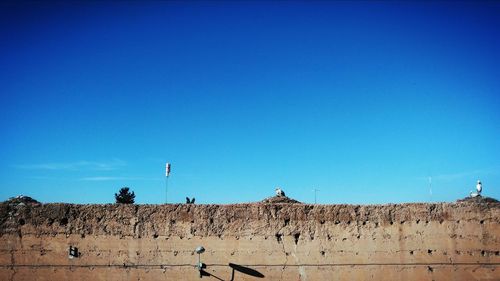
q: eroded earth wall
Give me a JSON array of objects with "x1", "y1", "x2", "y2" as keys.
[{"x1": 0, "y1": 202, "x2": 499, "y2": 280}]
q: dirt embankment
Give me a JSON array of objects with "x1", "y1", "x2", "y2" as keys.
[{"x1": 1, "y1": 198, "x2": 498, "y2": 239}]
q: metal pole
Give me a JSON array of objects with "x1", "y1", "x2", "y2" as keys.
[
  {"x1": 198, "y1": 253, "x2": 202, "y2": 278},
  {"x1": 428, "y1": 176, "x2": 432, "y2": 201},
  {"x1": 165, "y1": 176, "x2": 168, "y2": 204}
]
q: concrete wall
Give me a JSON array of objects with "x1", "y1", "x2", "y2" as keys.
[{"x1": 0, "y1": 201, "x2": 499, "y2": 280}]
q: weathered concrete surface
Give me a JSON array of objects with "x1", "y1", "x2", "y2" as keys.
[{"x1": 0, "y1": 200, "x2": 499, "y2": 280}]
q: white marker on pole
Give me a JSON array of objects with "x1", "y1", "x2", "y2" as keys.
[{"x1": 165, "y1": 163, "x2": 171, "y2": 204}]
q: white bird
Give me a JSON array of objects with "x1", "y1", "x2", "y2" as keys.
[
  {"x1": 275, "y1": 187, "x2": 285, "y2": 197},
  {"x1": 476, "y1": 180, "x2": 482, "y2": 194}
]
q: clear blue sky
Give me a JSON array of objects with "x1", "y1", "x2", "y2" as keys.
[{"x1": 1, "y1": 1, "x2": 499, "y2": 205}]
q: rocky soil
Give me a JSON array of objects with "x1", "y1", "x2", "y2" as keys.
[{"x1": 1, "y1": 195, "x2": 499, "y2": 239}]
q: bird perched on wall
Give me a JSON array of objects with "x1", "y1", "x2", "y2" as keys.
[
  {"x1": 185, "y1": 197, "x2": 195, "y2": 204},
  {"x1": 476, "y1": 180, "x2": 482, "y2": 195},
  {"x1": 470, "y1": 180, "x2": 483, "y2": 198},
  {"x1": 275, "y1": 187, "x2": 285, "y2": 197}
]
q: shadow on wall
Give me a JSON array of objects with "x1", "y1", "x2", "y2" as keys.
[
  {"x1": 200, "y1": 263, "x2": 265, "y2": 280},
  {"x1": 229, "y1": 263, "x2": 265, "y2": 280}
]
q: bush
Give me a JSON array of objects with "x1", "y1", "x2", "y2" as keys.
[{"x1": 115, "y1": 187, "x2": 135, "y2": 204}]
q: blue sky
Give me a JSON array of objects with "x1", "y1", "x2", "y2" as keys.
[{"x1": 1, "y1": 1, "x2": 499, "y2": 204}]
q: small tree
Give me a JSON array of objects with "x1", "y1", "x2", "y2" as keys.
[{"x1": 115, "y1": 187, "x2": 135, "y2": 204}]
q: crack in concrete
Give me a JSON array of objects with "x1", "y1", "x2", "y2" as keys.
[
  {"x1": 9, "y1": 248, "x2": 16, "y2": 281},
  {"x1": 292, "y1": 243, "x2": 307, "y2": 281},
  {"x1": 279, "y1": 238, "x2": 288, "y2": 281},
  {"x1": 10, "y1": 267, "x2": 16, "y2": 281}
]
